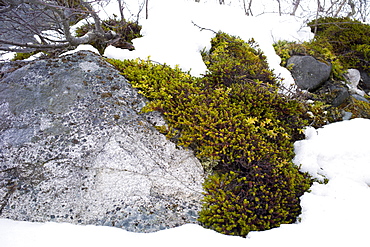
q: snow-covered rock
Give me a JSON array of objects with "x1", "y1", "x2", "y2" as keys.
[{"x1": 0, "y1": 51, "x2": 204, "y2": 232}]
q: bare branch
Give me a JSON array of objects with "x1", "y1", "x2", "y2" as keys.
[
  {"x1": 0, "y1": 0, "x2": 120, "y2": 55},
  {"x1": 334, "y1": 0, "x2": 348, "y2": 17},
  {"x1": 0, "y1": 39, "x2": 70, "y2": 49},
  {"x1": 291, "y1": 0, "x2": 301, "y2": 16},
  {"x1": 243, "y1": 0, "x2": 253, "y2": 16}
]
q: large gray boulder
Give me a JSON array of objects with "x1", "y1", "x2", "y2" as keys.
[
  {"x1": 0, "y1": 51, "x2": 204, "y2": 232},
  {"x1": 287, "y1": 55, "x2": 332, "y2": 91}
]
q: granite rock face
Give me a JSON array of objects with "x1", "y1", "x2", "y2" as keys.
[{"x1": 0, "y1": 51, "x2": 204, "y2": 232}]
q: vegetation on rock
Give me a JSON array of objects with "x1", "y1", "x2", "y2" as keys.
[
  {"x1": 76, "y1": 16, "x2": 142, "y2": 54},
  {"x1": 108, "y1": 32, "x2": 312, "y2": 237}
]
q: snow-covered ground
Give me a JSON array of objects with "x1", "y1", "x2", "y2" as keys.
[
  {"x1": 2, "y1": 118, "x2": 370, "y2": 246},
  {"x1": 1, "y1": 0, "x2": 370, "y2": 246}
]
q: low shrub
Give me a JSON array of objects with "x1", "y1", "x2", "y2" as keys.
[
  {"x1": 108, "y1": 32, "x2": 312, "y2": 237},
  {"x1": 202, "y1": 32, "x2": 277, "y2": 86}
]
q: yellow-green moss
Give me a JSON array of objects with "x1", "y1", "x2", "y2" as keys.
[
  {"x1": 203, "y1": 32, "x2": 277, "y2": 86},
  {"x1": 304, "y1": 100, "x2": 343, "y2": 128},
  {"x1": 107, "y1": 32, "x2": 312, "y2": 237},
  {"x1": 199, "y1": 164, "x2": 311, "y2": 236},
  {"x1": 12, "y1": 51, "x2": 41, "y2": 61}
]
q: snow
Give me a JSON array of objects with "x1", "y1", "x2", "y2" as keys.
[
  {"x1": 1, "y1": 0, "x2": 370, "y2": 246},
  {"x1": 2, "y1": 118, "x2": 370, "y2": 246},
  {"x1": 103, "y1": 0, "x2": 314, "y2": 87}
]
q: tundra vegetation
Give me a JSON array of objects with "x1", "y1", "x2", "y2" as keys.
[
  {"x1": 2, "y1": 0, "x2": 370, "y2": 238},
  {"x1": 108, "y1": 32, "x2": 313, "y2": 237},
  {"x1": 274, "y1": 17, "x2": 370, "y2": 126}
]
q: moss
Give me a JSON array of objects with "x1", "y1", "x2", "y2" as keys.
[
  {"x1": 303, "y1": 100, "x2": 343, "y2": 128},
  {"x1": 308, "y1": 17, "x2": 370, "y2": 73},
  {"x1": 107, "y1": 32, "x2": 312, "y2": 237},
  {"x1": 342, "y1": 97, "x2": 370, "y2": 119},
  {"x1": 199, "y1": 164, "x2": 311, "y2": 236},
  {"x1": 203, "y1": 32, "x2": 277, "y2": 86},
  {"x1": 12, "y1": 51, "x2": 42, "y2": 61}
]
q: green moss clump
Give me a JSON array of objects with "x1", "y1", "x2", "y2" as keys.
[
  {"x1": 12, "y1": 51, "x2": 40, "y2": 61},
  {"x1": 308, "y1": 17, "x2": 370, "y2": 73},
  {"x1": 199, "y1": 163, "x2": 310, "y2": 236},
  {"x1": 202, "y1": 32, "x2": 277, "y2": 86},
  {"x1": 303, "y1": 100, "x2": 343, "y2": 128},
  {"x1": 107, "y1": 32, "x2": 312, "y2": 237}
]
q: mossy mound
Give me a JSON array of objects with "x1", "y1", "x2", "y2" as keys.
[
  {"x1": 202, "y1": 33, "x2": 277, "y2": 86},
  {"x1": 308, "y1": 17, "x2": 370, "y2": 73},
  {"x1": 108, "y1": 32, "x2": 312, "y2": 237},
  {"x1": 275, "y1": 17, "x2": 370, "y2": 77}
]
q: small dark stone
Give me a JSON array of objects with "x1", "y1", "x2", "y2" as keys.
[{"x1": 360, "y1": 70, "x2": 370, "y2": 93}]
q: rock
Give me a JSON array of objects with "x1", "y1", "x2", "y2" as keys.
[
  {"x1": 0, "y1": 51, "x2": 204, "y2": 232},
  {"x1": 314, "y1": 81, "x2": 350, "y2": 107},
  {"x1": 344, "y1": 69, "x2": 361, "y2": 88},
  {"x1": 351, "y1": 94, "x2": 369, "y2": 103},
  {"x1": 331, "y1": 86, "x2": 350, "y2": 107},
  {"x1": 359, "y1": 70, "x2": 370, "y2": 93},
  {"x1": 344, "y1": 69, "x2": 366, "y2": 96},
  {"x1": 287, "y1": 55, "x2": 332, "y2": 91},
  {"x1": 342, "y1": 111, "x2": 353, "y2": 120}
]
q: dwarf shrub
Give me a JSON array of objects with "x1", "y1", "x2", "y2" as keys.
[
  {"x1": 199, "y1": 162, "x2": 310, "y2": 236},
  {"x1": 344, "y1": 97, "x2": 370, "y2": 119},
  {"x1": 107, "y1": 32, "x2": 312, "y2": 237},
  {"x1": 202, "y1": 32, "x2": 277, "y2": 87}
]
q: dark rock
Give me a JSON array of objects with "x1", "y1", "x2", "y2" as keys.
[
  {"x1": 359, "y1": 70, "x2": 370, "y2": 93},
  {"x1": 0, "y1": 51, "x2": 204, "y2": 232},
  {"x1": 287, "y1": 55, "x2": 332, "y2": 91},
  {"x1": 332, "y1": 87, "x2": 350, "y2": 107},
  {"x1": 314, "y1": 81, "x2": 350, "y2": 107}
]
